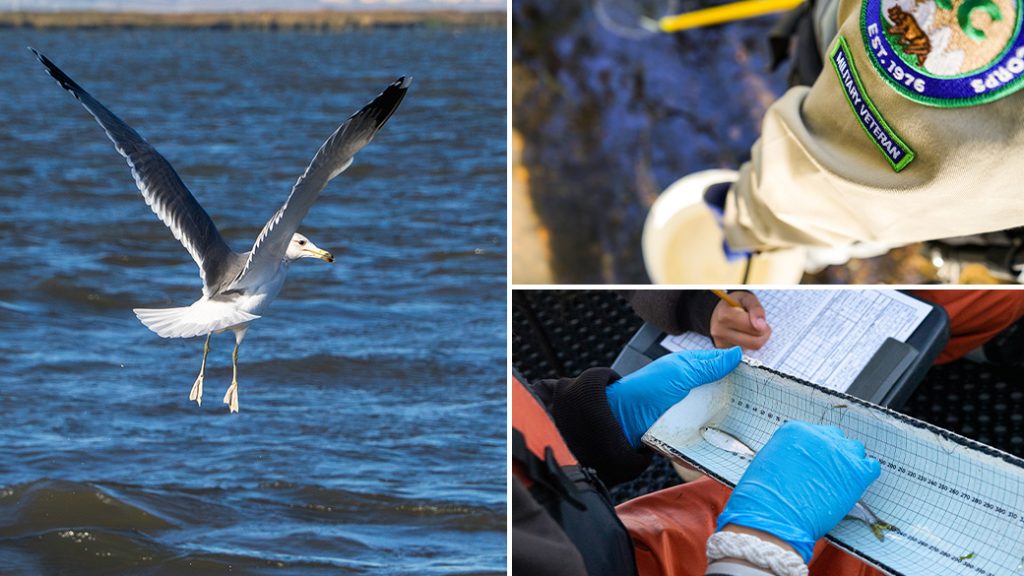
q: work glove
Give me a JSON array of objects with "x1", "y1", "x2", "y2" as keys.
[
  {"x1": 606, "y1": 347, "x2": 742, "y2": 449},
  {"x1": 704, "y1": 182, "x2": 751, "y2": 262},
  {"x1": 716, "y1": 421, "x2": 881, "y2": 563}
]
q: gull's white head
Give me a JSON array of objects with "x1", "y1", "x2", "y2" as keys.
[{"x1": 286, "y1": 233, "x2": 334, "y2": 263}]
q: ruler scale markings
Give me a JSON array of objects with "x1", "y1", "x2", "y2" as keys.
[{"x1": 644, "y1": 362, "x2": 1024, "y2": 576}]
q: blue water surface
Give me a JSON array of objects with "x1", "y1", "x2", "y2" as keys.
[{"x1": 0, "y1": 26, "x2": 505, "y2": 575}]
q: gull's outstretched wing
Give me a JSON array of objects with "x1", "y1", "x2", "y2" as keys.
[
  {"x1": 31, "y1": 48, "x2": 237, "y2": 297},
  {"x1": 230, "y1": 76, "x2": 410, "y2": 289}
]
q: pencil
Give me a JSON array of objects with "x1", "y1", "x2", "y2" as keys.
[{"x1": 711, "y1": 290, "x2": 744, "y2": 310}]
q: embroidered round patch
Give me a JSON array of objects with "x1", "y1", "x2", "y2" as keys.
[{"x1": 862, "y1": 0, "x2": 1024, "y2": 107}]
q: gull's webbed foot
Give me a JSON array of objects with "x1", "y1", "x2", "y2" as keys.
[
  {"x1": 190, "y1": 373, "x2": 204, "y2": 406},
  {"x1": 223, "y1": 382, "x2": 239, "y2": 413}
]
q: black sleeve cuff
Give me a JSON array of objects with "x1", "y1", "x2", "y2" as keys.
[
  {"x1": 622, "y1": 290, "x2": 719, "y2": 337},
  {"x1": 682, "y1": 291, "x2": 719, "y2": 337},
  {"x1": 545, "y1": 367, "x2": 652, "y2": 486}
]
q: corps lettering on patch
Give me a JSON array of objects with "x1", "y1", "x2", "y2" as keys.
[
  {"x1": 831, "y1": 36, "x2": 915, "y2": 172},
  {"x1": 862, "y1": 0, "x2": 1024, "y2": 107}
]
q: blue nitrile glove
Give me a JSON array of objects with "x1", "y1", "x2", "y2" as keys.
[
  {"x1": 716, "y1": 421, "x2": 881, "y2": 563},
  {"x1": 606, "y1": 347, "x2": 742, "y2": 449},
  {"x1": 703, "y1": 182, "x2": 751, "y2": 262}
]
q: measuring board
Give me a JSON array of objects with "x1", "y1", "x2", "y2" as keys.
[{"x1": 643, "y1": 361, "x2": 1024, "y2": 576}]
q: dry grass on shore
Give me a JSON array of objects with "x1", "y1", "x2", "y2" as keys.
[{"x1": 0, "y1": 10, "x2": 505, "y2": 30}]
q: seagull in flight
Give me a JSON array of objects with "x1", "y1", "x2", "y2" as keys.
[{"x1": 31, "y1": 48, "x2": 410, "y2": 412}]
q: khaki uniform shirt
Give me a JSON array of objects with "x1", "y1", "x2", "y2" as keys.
[{"x1": 724, "y1": 0, "x2": 1024, "y2": 250}]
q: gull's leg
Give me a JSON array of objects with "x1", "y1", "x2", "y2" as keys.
[
  {"x1": 190, "y1": 333, "x2": 211, "y2": 406},
  {"x1": 223, "y1": 338, "x2": 241, "y2": 413}
]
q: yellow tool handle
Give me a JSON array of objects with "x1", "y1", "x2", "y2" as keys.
[{"x1": 658, "y1": 0, "x2": 804, "y2": 32}]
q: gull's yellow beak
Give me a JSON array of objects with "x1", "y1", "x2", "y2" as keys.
[
  {"x1": 317, "y1": 249, "x2": 335, "y2": 263},
  {"x1": 305, "y1": 247, "x2": 334, "y2": 263}
]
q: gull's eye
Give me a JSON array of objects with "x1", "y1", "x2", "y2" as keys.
[{"x1": 298, "y1": 240, "x2": 307, "y2": 246}]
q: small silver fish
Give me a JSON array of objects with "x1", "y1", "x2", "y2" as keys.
[
  {"x1": 701, "y1": 426, "x2": 756, "y2": 457},
  {"x1": 702, "y1": 426, "x2": 897, "y2": 542}
]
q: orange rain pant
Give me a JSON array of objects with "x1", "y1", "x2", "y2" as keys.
[
  {"x1": 913, "y1": 290, "x2": 1024, "y2": 365},
  {"x1": 616, "y1": 477, "x2": 882, "y2": 576}
]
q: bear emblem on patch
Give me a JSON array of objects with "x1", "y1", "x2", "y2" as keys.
[
  {"x1": 886, "y1": 6, "x2": 931, "y2": 66},
  {"x1": 862, "y1": 0, "x2": 1024, "y2": 106}
]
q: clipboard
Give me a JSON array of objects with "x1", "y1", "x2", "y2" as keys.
[{"x1": 611, "y1": 292, "x2": 949, "y2": 409}]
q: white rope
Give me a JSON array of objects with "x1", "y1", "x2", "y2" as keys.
[{"x1": 706, "y1": 531, "x2": 808, "y2": 576}]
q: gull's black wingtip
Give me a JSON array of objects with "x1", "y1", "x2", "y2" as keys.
[
  {"x1": 28, "y1": 47, "x2": 83, "y2": 96},
  {"x1": 381, "y1": 76, "x2": 411, "y2": 108},
  {"x1": 28, "y1": 46, "x2": 46, "y2": 68},
  {"x1": 28, "y1": 46, "x2": 48, "y2": 67},
  {"x1": 341, "y1": 75, "x2": 411, "y2": 137},
  {"x1": 381, "y1": 76, "x2": 412, "y2": 100}
]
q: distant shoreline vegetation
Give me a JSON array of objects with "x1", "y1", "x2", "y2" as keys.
[{"x1": 0, "y1": 10, "x2": 505, "y2": 30}]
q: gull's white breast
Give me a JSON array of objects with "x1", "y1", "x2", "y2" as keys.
[
  {"x1": 230, "y1": 260, "x2": 291, "y2": 320},
  {"x1": 135, "y1": 262, "x2": 291, "y2": 339}
]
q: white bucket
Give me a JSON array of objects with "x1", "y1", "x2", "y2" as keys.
[{"x1": 642, "y1": 170, "x2": 806, "y2": 284}]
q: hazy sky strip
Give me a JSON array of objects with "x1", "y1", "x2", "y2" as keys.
[{"x1": 0, "y1": 0, "x2": 505, "y2": 11}]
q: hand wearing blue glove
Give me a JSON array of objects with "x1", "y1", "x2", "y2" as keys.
[
  {"x1": 606, "y1": 347, "x2": 742, "y2": 449},
  {"x1": 716, "y1": 421, "x2": 881, "y2": 563}
]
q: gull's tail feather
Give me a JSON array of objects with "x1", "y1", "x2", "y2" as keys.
[{"x1": 133, "y1": 305, "x2": 259, "y2": 339}]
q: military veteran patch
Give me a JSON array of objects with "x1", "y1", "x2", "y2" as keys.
[
  {"x1": 862, "y1": 0, "x2": 1024, "y2": 106},
  {"x1": 832, "y1": 36, "x2": 915, "y2": 171}
]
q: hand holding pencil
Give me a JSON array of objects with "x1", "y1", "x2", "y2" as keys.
[{"x1": 710, "y1": 290, "x2": 771, "y2": 350}]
